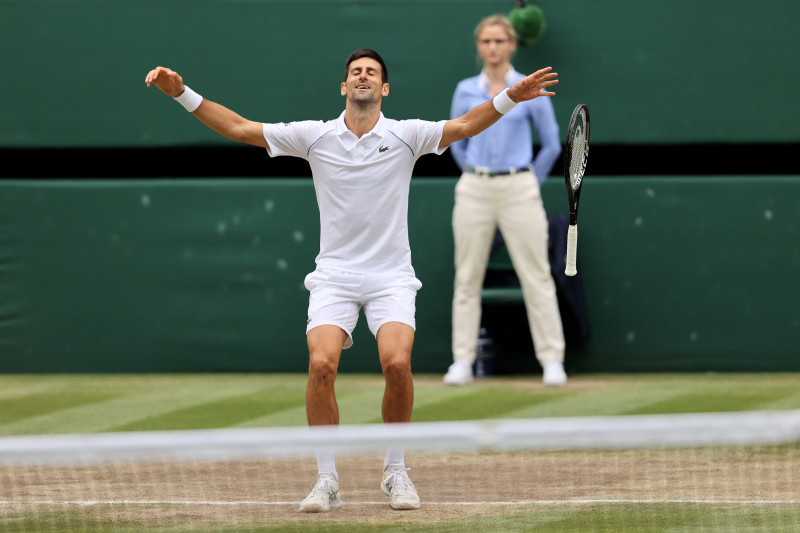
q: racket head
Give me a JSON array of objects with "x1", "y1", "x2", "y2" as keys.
[{"x1": 564, "y1": 104, "x2": 590, "y2": 223}]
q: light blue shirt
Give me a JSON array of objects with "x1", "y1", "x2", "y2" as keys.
[{"x1": 449, "y1": 67, "x2": 561, "y2": 184}]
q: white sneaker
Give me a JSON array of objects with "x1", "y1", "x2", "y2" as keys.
[
  {"x1": 443, "y1": 360, "x2": 473, "y2": 386},
  {"x1": 543, "y1": 361, "x2": 567, "y2": 386},
  {"x1": 381, "y1": 463, "x2": 420, "y2": 510},
  {"x1": 298, "y1": 472, "x2": 341, "y2": 512}
]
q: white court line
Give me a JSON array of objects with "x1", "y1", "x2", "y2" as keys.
[{"x1": 2, "y1": 499, "x2": 800, "y2": 506}]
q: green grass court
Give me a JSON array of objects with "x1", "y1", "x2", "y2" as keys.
[
  {"x1": 2, "y1": 373, "x2": 800, "y2": 532},
  {"x1": 2, "y1": 372, "x2": 800, "y2": 435}
]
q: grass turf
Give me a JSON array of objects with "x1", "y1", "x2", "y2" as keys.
[
  {"x1": 6, "y1": 504, "x2": 800, "y2": 533},
  {"x1": 2, "y1": 373, "x2": 800, "y2": 532},
  {"x1": 2, "y1": 372, "x2": 800, "y2": 435}
]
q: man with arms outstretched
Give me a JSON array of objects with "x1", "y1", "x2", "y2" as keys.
[{"x1": 145, "y1": 49, "x2": 557, "y2": 512}]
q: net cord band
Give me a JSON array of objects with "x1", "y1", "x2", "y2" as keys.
[{"x1": 1, "y1": 410, "x2": 799, "y2": 466}]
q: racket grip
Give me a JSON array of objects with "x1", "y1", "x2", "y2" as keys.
[{"x1": 565, "y1": 224, "x2": 578, "y2": 276}]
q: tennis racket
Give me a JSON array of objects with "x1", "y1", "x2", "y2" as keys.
[{"x1": 564, "y1": 103, "x2": 590, "y2": 277}]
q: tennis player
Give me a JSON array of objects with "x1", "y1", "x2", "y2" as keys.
[{"x1": 145, "y1": 49, "x2": 558, "y2": 512}]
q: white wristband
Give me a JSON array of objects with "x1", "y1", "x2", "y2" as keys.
[
  {"x1": 492, "y1": 88, "x2": 517, "y2": 114},
  {"x1": 174, "y1": 86, "x2": 203, "y2": 112}
]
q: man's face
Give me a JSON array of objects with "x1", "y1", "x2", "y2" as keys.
[{"x1": 341, "y1": 57, "x2": 389, "y2": 104}]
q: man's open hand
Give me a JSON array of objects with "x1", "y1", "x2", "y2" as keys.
[
  {"x1": 507, "y1": 67, "x2": 558, "y2": 103},
  {"x1": 145, "y1": 66, "x2": 186, "y2": 98}
]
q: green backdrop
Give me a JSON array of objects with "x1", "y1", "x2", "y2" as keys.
[
  {"x1": 1, "y1": 0, "x2": 797, "y2": 373},
  {"x1": 1, "y1": 0, "x2": 797, "y2": 147},
  {"x1": 2, "y1": 177, "x2": 798, "y2": 373}
]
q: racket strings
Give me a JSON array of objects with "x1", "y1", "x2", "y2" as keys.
[{"x1": 568, "y1": 111, "x2": 588, "y2": 190}]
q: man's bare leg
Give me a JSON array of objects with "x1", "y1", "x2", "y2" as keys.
[
  {"x1": 305, "y1": 325, "x2": 347, "y2": 426},
  {"x1": 377, "y1": 321, "x2": 415, "y2": 424},
  {"x1": 377, "y1": 321, "x2": 420, "y2": 510},
  {"x1": 299, "y1": 325, "x2": 347, "y2": 513}
]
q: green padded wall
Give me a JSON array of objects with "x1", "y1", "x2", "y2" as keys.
[
  {"x1": 1, "y1": 177, "x2": 799, "y2": 373},
  {"x1": 1, "y1": 0, "x2": 797, "y2": 373},
  {"x1": 540, "y1": 176, "x2": 800, "y2": 372},
  {"x1": 0, "y1": 179, "x2": 455, "y2": 373},
  {"x1": 1, "y1": 0, "x2": 797, "y2": 147}
]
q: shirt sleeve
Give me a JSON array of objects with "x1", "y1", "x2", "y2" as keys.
[
  {"x1": 449, "y1": 82, "x2": 471, "y2": 172},
  {"x1": 396, "y1": 119, "x2": 448, "y2": 158},
  {"x1": 262, "y1": 121, "x2": 324, "y2": 159},
  {"x1": 530, "y1": 98, "x2": 562, "y2": 183}
]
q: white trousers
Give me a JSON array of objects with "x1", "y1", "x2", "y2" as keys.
[{"x1": 451, "y1": 170, "x2": 565, "y2": 367}]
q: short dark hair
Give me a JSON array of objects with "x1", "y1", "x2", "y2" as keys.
[{"x1": 344, "y1": 49, "x2": 388, "y2": 84}]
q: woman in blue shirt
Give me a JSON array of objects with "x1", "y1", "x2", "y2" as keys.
[{"x1": 443, "y1": 14, "x2": 567, "y2": 386}]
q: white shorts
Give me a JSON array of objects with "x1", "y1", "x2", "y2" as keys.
[{"x1": 304, "y1": 269, "x2": 422, "y2": 349}]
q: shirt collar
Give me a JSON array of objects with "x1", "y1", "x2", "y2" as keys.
[
  {"x1": 335, "y1": 110, "x2": 388, "y2": 138},
  {"x1": 478, "y1": 65, "x2": 519, "y2": 90}
]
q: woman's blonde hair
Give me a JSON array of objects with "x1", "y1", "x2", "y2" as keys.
[{"x1": 474, "y1": 14, "x2": 518, "y2": 43}]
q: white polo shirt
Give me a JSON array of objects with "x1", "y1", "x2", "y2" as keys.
[{"x1": 262, "y1": 111, "x2": 447, "y2": 278}]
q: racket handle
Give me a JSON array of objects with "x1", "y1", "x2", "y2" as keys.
[{"x1": 565, "y1": 224, "x2": 578, "y2": 276}]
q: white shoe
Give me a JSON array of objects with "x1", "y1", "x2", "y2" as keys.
[
  {"x1": 298, "y1": 472, "x2": 341, "y2": 512},
  {"x1": 543, "y1": 361, "x2": 567, "y2": 386},
  {"x1": 443, "y1": 360, "x2": 473, "y2": 386},
  {"x1": 381, "y1": 463, "x2": 420, "y2": 510}
]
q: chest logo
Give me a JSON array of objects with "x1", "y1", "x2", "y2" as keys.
[{"x1": 378, "y1": 146, "x2": 390, "y2": 153}]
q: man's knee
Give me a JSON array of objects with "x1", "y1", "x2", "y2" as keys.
[
  {"x1": 377, "y1": 321, "x2": 414, "y2": 346},
  {"x1": 308, "y1": 353, "x2": 339, "y2": 383},
  {"x1": 307, "y1": 325, "x2": 346, "y2": 383},
  {"x1": 381, "y1": 353, "x2": 412, "y2": 378}
]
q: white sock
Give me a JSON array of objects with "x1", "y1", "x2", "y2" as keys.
[
  {"x1": 316, "y1": 451, "x2": 337, "y2": 481},
  {"x1": 384, "y1": 447, "x2": 405, "y2": 470}
]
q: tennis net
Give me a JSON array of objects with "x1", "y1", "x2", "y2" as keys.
[{"x1": 2, "y1": 410, "x2": 800, "y2": 531}]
